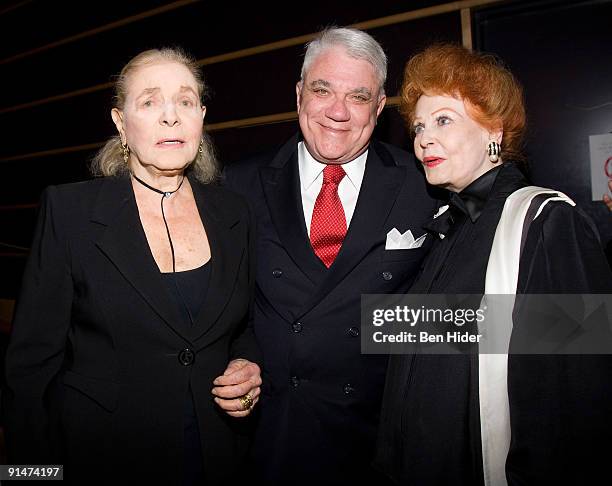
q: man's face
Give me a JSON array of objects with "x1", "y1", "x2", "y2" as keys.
[{"x1": 296, "y1": 46, "x2": 386, "y2": 165}]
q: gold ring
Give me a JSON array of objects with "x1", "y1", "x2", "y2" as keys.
[{"x1": 239, "y1": 393, "x2": 254, "y2": 411}]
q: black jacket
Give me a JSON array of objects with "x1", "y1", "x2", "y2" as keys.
[
  {"x1": 3, "y1": 175, "x2": 260, "y2": 485},
  {"x1": 224, "y1": 135, "x2": 439, "y2": 485},
  {"x1": 375, "y1": 164, "x2": 612, "y2": 486}
]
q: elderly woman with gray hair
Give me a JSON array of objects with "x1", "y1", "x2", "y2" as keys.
[{"x1": 4, "y1": 48, "x2": 261, "y2": 485}]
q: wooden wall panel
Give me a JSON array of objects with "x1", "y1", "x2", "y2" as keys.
[{"x1": 5, "y1": 0, "x2": 609, "y2": 298}]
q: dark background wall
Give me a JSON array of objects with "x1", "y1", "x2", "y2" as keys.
[{"x1": 0, "y1": 0, "x2": 610, "y2": 322}]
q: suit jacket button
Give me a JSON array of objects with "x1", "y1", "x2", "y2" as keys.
[
  {"x1": 290, "y1": 376, "x2": 300, "y2": 388},
  {"x1": 347, "y1": 327, "x2": 360, "y2": 337},
  {"x1": 178, "y1": 348, "x2": 195, "y2": 366},
  {"x1": 382, "y1": 271, "x2": 393, "y2": 281},
  {"x1": 272, "y1": 268, "x2": 283, "y2": 278},
  {"x1": 292, "y1": 322, "x2": 303, "y2": 333},
  {"x1": 343, "y1": 383, "x2": 355, "y2": 395}
]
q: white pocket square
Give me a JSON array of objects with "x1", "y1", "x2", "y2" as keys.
[{"x1": 385, "y1": 228, "x2": 427, "y2": 250}]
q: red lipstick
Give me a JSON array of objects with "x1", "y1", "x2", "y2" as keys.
[{"x1": 422, "y1": 156, "x2": 445, "y2": 168}]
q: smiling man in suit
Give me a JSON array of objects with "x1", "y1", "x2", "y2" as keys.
[{"x1": 224, "y1": 27, "x2": 437, "y2": 485}]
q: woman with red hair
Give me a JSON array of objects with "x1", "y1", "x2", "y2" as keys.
[{"x1": 375, "y1": 44, "x2": 612, "y2": 485}]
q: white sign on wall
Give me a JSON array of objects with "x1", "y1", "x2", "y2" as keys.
[{"x1": 589, "y1": 133, "x2": 612, "y2": 201}]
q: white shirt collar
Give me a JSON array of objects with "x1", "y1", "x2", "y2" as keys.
[{"x1": 298, "y1": 141, "x2": 368, "y2": 191}]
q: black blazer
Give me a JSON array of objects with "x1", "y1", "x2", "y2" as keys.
[
  {"x1": 224, "y1": 135, "x2": 439, "y2": 485},
  {"x1": 3, "y1": 175, "x2": 260, "y2": 485}
]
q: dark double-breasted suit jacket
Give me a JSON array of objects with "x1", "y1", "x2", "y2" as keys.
[
  {"x1": 3, "y1": 175, "x2": 260, "y2": 485},
  {"x1": 224, "y1": 134, "x2": 438, "y2": 484}
]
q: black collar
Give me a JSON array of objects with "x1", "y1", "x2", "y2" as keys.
[
  {"x1": 449, "y1": 165, "x2": 503, "y2": 223},
  {"x1": 423, "y1": 162, "x2": 527, "y2": 237}
]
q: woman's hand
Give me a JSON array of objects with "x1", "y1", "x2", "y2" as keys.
[{"x1": 212, "y1": 359, "x2": 262, "y2": 417}]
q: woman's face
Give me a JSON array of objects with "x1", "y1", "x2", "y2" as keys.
[
  {"x1": 412, "y1": 94, "x2": 500, "y2": 193},
  {"x1": 112, "y1": 61, "x2": 205, "y2": 175}
]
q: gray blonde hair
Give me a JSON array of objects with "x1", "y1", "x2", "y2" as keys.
[
  {"x1": 91, "y1": 47, "x2": 219, "y2": 183},
  {"x1": 300, "y1": 27, "x2": 387, "y2": 96}
]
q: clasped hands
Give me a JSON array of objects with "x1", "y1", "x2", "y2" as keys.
[{"x1": 212, "y1": 358, "x2": 261, "y2": 417}]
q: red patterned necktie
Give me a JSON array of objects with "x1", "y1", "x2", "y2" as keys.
[{"x1": 310, "y1": 164, "x2": 347, "y2": 268}]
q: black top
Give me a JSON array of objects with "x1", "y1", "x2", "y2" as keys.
[
  {"x1": 415, "y1": 163, "x2": 520, "y2": 293},
  {"x1": 375, "y1": 162, "x2": 612, "y2": 486},
  {"x1": 161, "y1": 261, "x2": 212, "y2": 326},
  {"x1": 161, "y1": 262, "x2": 212, "y2": 486}
]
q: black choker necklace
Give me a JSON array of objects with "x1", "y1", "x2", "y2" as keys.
[
  {"x1": 132, "y1": 173, "x2": 185, "y2": 198},
  {"x1": 132, "y1": 173, "x2": 185, "y2": 273}
]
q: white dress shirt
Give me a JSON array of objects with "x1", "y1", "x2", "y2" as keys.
[{"x1": 298, "y1": 141, "x2": 367, "y2": 237}]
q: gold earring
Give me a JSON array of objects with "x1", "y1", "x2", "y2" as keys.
[
  {"x1": 198, "y1": 139, "x2": 204, "y2": 155},
  {"x1": 122, "y1": 141, "x2": 129, "y2": 164}
]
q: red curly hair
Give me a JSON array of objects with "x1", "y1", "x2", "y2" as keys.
[{"x1": 400, "y1": 44, "x2": 526, "y2": 162}]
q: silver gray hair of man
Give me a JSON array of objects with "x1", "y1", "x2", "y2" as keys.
[{"x1": 300, "y1": 27, "x2": 388, "y2": 96}]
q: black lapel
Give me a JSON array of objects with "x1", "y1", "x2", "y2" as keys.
[
  {"x1": 188, "y1": 180, "x2": 245, "y2": 342},
  {"x1": 259, "y1": 135, "x2": 327, "y2": 284},
  {"x1": 295, "y1": 141, "x2": 406, "y2": 318},
  {"x1": 91, "y1": 177, "x2": 191, "y2": 343}
]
